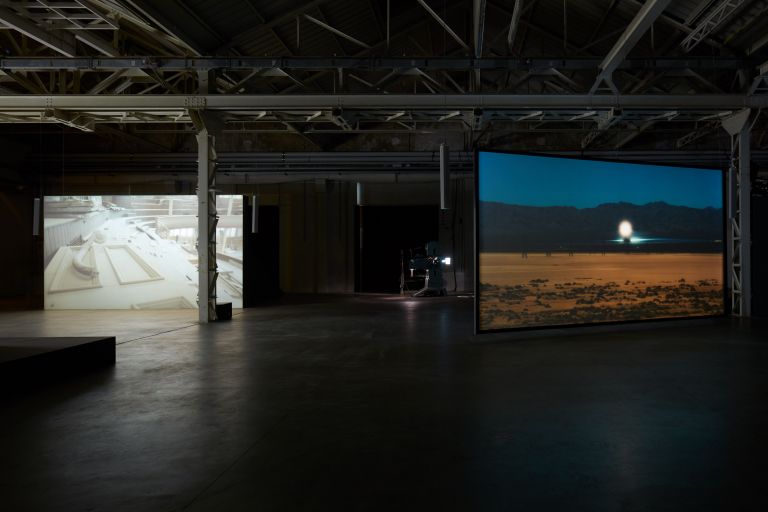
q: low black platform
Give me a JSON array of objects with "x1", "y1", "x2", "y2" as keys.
[{"x1": 0, "y1": 337, "x2": 116, "y2": 387}]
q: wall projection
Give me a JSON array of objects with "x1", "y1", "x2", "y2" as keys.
[
  {"x1": 476, "y1": 151, "x2": 724, "y2": 332},
  {"x1": 44, "y1": 195, "x2": 243, "y2": 310}
]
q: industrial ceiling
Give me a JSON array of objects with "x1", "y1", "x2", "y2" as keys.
[{"x1": 0, "y1": 0, "x2": 766, "y2": 160}]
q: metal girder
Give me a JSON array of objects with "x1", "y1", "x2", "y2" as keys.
[
  {"x1": 12, "y1": 0, "x2": 118, "y2": 30},
  {"x1": 473, "y1": 0, "x2": 487, "y2": 58},
  {"x1": 32, "y1": 150, "x2": 768, "y2": 175},
  {"x1": 0, "y1": 94, "x2": 765, "y2": 112},
  {"x1": 591, "y1": 0, "x2": 673, "y2": 94},
  {"x1": 120, "y1": 0, "x2": 204, "y2": 54},
  {"x1": 749, "y1": 60, "x2": 768, "y2": 95},
  {"x1": 87, "y1": 69, "x2": 128, "y2": 94},
  {"x1": 87, "y1": 0, "x2": 194, "y2": 55},
  {"x1": 42, "y1": 108, "x2": 95, "y2": 131},
  {"x1": 585, "y1": 0, "x2": 620, "y2": 49},
  {"x1": 0, "y1": 1, "x2": 118, "y2": 57},
  {"x1": 625, "y1": 0, "x2": 725, "y2": 50},
  {"x1": 506, "y1": 0, "x2": 524, "y2": 53},
  {"x1": 196, "y1": 127, "x2": 218, "y2": 323},
  {"x1": 1, "y1": 69, "x2": 46, "y2": 94},
  {"x1": 0, "y1": 108, "x2": 735, "y2": 129},
  {"x1": 725, "y1": 115, "x2": 752, "y2": 316},
  {"x1": 302, "y1": 13, "x2": 370, "y2": 49},
  {"x1": 751, "y1": 76, "x2": 768, "y2": 95},
  {"x1": 0, "y1": 56, "x2": 755, "y2": 72},
  {"x1": 74, "y1": 30, "x2": 117, "y2": 57},
  {"x1": 681, "y1": 0, "x2": 746, "y2": 53},
  {"x1": 416, "y1": 0, "x2": 469, "y2": 51},
  {"x1": 675, "y1": 120, "x2": 721, "y2": 148},
  {"x1": 581, "y1": 108, "x2": 624, "y2": 148},
  {"x1": 613, "y1": 110, "x2": 677, "y2": 149},
  {"x1": 222, "y1": 0, "x2": 333, "y2": 50},
  {"x1": 0, "y1": 5, "x2": 77, "y2": 56},
  {"x1": 746, "y1": 31, "x2": 768, "y2": 56}
]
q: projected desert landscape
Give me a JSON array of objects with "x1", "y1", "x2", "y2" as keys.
[
  {"x1": 479, "y1": 252, "x2": 722, "y2": 330},
  {"x1": 477, "y1": 152, "x2": 724, "y2": 331}
]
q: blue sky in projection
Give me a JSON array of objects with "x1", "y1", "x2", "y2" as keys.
[{"x1": 478, "y1": 152, "x2": 723, "y2": 209}]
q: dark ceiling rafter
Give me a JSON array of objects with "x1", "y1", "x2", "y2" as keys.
[
  {"x1": 118, "y1": 0, "x2": 206, "y2": 54},
  {"x1": 0, "y1": 56, "x2": 755, "y2": 72},
  {"x1": 216, "y1": 0, "x2": 336, "y2": 54},
  {"x1": 275, "y1": 0, "x2": 470, "y2": 95},
  {"x1": 0, "y1": 0, "x2": 766, "y2": 153},
  {"x1": 625, "y1": 0, "x2": 730, "y2": 52}
]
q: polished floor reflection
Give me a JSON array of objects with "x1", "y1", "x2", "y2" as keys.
[{"x1": 0, "y1": 296, "x2": 766, "y2": 511}]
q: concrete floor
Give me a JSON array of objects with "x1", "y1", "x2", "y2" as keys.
[{"x1": 0, "y1": 296, "x2": 766, "y2": 511}]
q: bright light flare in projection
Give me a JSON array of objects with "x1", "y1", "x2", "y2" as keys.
[{"x1": 618, "y1": 220, "x2": 633, "y2": 242}]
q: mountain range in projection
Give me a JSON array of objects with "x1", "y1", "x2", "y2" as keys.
[{"x1": 480, "y1": 201, "x2": 723, "y2": 253}]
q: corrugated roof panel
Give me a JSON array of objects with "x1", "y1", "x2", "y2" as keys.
[
  {"x1": 257, "y1": 0, "x2": 321, "y2": 24},
  {"x1": 182, "y1": 0, "x2": 258, "y2": 43}
]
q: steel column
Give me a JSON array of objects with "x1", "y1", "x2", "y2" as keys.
[
  {"x1": 197, "y1": 128, "x2": 218, "y2": 323},
  {"x1": 728, "y1": 122, "x2": 752, "y2": 316}
]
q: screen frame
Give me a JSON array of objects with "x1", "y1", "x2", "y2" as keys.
[{"x1": 473, "y1": 149, "x2": 728, "y2": 335}]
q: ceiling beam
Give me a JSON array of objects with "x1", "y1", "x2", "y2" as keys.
[
  {"x1": 87, "y1": 69, "x2": 129, "y2": 94},
  {"x1": 473, "y1": 0, "x2": 487, "y2": 58},
  {"x1": 223, "y1": 0, "x2": 334, "y2": 49},
  {"x1": 74, "y1": 30, "x2": 118, "y2": 57},
  {"x1": 506, "y1": 0, "x2": 523, "y2": 53},
  {"x1": 0, "y1": 94, "x2": 765, "y2": 112},
  {"x1": 0, "y1": 56, "x2": 753, "y2": 72},
  {"x1": 0, "y1": 5, "x2": 77, "y2": 56},
  {"x1": 584, "y1": 0, "x2": 620, "y2": 49},
  {"x1": 302, "y1": 14, "x2": 370, "y2": 49},
  {"x1": 87, "y1": 0, "x2": 192, "y2": 55},
  {"x1": 119, "y1": 0, "x2": 204, "y2": 54},
  {"x1": 591, "y1": 0, "x2": 673, "y2": 94},
  {"x1": 681, "y1": 0, "x2": 746, "y2": 53},
  {"x1": 625, "y1": 0, "x2": 726, "y2": 50},
  {"x1": 42, "y1": 108, "x2": 95, "y2": 131},
  {"x1": 1, "y1": 70, "x2": 46, "y2": 94},
  {"x1": 416, "y1": 0, "x2": 469, "y2": 51},
  {"x1": 746, "y1": 31, "x2": 768, "y2": 55}
]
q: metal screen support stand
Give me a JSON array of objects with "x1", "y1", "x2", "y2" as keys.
[
  {"x1": 726, "y1": 120, "x2": 752, "y2": 317},
  {"x1": 197, "y1": 128, "x2": 218, "y2": 323}
]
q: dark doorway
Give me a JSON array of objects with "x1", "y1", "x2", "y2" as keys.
[
  {"x1": 0, "y1": 186, "x2": 43, "y2": 309},
  {"x1": 357, "y1": 205, "x2": 439, "y2": 293},
  {"x1": 243, "y1": 203, "x2": 281, "y2": 305}
]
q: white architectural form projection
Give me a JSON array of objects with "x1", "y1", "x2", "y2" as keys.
[{"x1": 43, "y1": 195, "x2": 243, "y2": 310}]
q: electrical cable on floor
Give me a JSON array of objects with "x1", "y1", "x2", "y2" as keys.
[
  {"x1": 116, "y1": 323, "x2": 198, "y2": 345},
  {"x1": 116, "y1": 311, "x2": 245, "y2": 345}
]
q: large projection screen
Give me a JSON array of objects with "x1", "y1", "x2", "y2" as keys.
[
  {"x1": 44, "y1": 195, "x2": 243, "y2": 310},
  {"x1": 476, "y1": 151, "x2": 725, "y2": 333}
]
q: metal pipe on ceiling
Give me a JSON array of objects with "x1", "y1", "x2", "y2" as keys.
[{"x1": 0, "y1": 94, "x2": 766, "y2": 112}]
